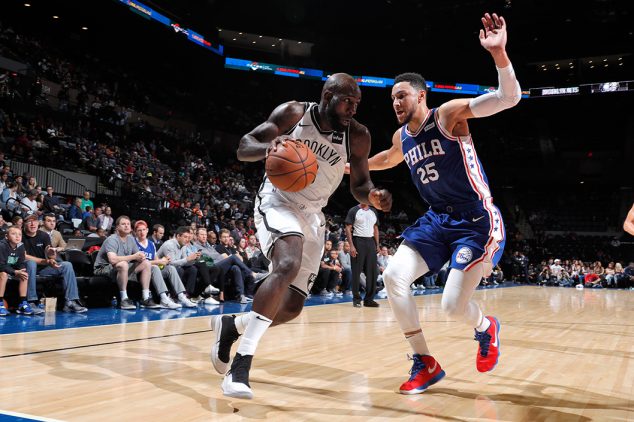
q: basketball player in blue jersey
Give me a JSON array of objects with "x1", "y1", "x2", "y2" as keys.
[
  {"x1": 365, "y1": 13, "x2": 521, "y2": 394},
  {"x1": 211, "y1": 73, "x2": 392, "y2": 399}
]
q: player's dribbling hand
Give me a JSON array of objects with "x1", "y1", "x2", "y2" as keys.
[
  {"x1": 479, "y1": 12, "x2": 507, "y2": 52},
  {"x1": 369, "y1": 188, "x2": 393, "y2": 212},
  {"x1": 267, "y1": 136, "x2": 299, "y2": 157}
]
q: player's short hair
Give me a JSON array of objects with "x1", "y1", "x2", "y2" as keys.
[{"x1": 394, "y1": 72, "x2": 427, "y2": 92}]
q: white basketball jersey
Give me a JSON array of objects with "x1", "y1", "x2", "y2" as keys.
[{"x1": 258, "y1": 102, "x2": 350, "y2": 213}]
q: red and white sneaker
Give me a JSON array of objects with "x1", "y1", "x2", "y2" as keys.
[
  {"x1": 398, "y1": 354, "x2": 445, "y2": 395},
  {"x1": 474, "y1": 316, "x2": 501, "y2": 373}
]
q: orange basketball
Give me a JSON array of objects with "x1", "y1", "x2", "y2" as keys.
[{"x1": 265, "y1": 141, "x2": 319, "y2": 192}]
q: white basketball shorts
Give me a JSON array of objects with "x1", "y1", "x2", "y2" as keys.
[{"x1": 254, "y1": 193, "x2": 325, "y2": 296}]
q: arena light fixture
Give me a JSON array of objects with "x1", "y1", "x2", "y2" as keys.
[
  {"x1": 24, "y1": 3, "x2": 30, "y2": 6},
  {"x1": 81, "y1": 26, "x2": 88, "y2": 30},
  {"x1": 53, "y1": 15, "x2": 59, "y2": 19}
]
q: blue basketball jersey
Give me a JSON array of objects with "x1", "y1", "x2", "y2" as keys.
[
  {"x1": 400, "y1": 108, "x2": 492, "y2": 208},
  {"x1": 399, "y1": 108, "x2": 505, "y2": 274}
]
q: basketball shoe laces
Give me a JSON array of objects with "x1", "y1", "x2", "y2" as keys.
[
  {"x1": 474, "y1": 330, "x2": 492, "y2": 357},
  {"x1": 407, "y1": 354, "x2": 426, "y2": 381}
]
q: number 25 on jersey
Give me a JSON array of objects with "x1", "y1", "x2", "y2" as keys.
[{"x1": 416, "y1": 162, "x2": 439, "y2": 184}]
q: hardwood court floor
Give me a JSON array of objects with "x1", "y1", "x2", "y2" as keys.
[{"x1": 1, "y1": 286, "x2": 634, "y2": 421}]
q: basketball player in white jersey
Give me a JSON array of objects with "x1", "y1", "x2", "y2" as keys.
[
  {"x1": 359, "y1": 13, "x2": 521, "y2": 394},
  {"x1": 211, "y1": 73, "x2": 392, "y2": 399}
]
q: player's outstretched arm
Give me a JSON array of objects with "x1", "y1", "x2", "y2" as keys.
[
  {"x1": 624, "y1": 203, "x2": 634, "y2": 236},
  {"x1": 368, "y1": 129, "x2": 405, "y2": 171},
  {"x1": 348, "y1": 122, "x2": 392, "y2": 211},
  {"x1": 345, "y1": 129, "x2": 405, "y2": 174},
  {"x1": 237, "y1": 101, "x2": 305, "y2": 162},
  {"x1": 438, "y1": 13, "x2": 521, "y2": 128}
]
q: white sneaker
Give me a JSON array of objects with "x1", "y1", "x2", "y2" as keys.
[
  {"x1": 204, "y1": 296, "x2": 220, "y2": 305},
  {"x1": 240, "y1": 295, "x2": 253, "y2": 304},
  {"x1": 416, "y1": 285, "x2": 426, "y2": 290},
  {"x1": 160, "y1": 298, "x2": 182, "y2": 310},
  {"x1": 319, "y1": 289, "x2": 333, "y2": 298},
  {"x1": 205, "y1": 285, "x2": 220, "y2": 295},
  {"x1": 179, "y1": 296, "x2": 198, "y2": 308},
  {"x1": 221, "y1": 370, "x2": 253, "y2": 399}
]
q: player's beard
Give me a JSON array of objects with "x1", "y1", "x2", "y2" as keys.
[
  {"x1": 397, "y1": 107, "x2": 415, "y2": 125},
  {"x1": 326, "y1": 101, "x2": 347, "y2": 132}
]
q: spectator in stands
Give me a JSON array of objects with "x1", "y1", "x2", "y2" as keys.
[
  {"x1": 42, "y1": 186, "x2": 64, "y2": 219},
  {"x1": 133, "y1": 220, "x2": 195, "y2": 309},
  {"x1": 377, "y1": 245, "x2": 391, "y2": 287},
  {"x1": 150, "y1": 224, "x2": 165, "y2": 249},
  {"x1": 40, "y1": 213, "x2": 66, "y2": 250},
  {"x1": 236, "y1": 238, "x2": 249, "y2": 263},
  {"x1": 11, "y1": 215, "x2": 23, "y2": 230},
  {"x1": 593, "y1": 261, "x2": 605, "y2": 282},
  {"x1": 0, "y1": 172, "x2": 8, "y2": 192},
  {"x1": 612, "y1": 262, "x2": 624, "y2": 287},
  {"x1": 22, "y1": 214, "x2": 86, "y2": 313},
  {"x1": 244, "y1": 234, "x2": 260, "y2": 261},
  {"x1": 230, "y1": 220, "x2": 246, "y2": 245},
  {"x1": 0, "y1": 226, "x2": 32, "y2": 316},
  {"x1": 69, "y1": 198, "x2": 83, "y2": 221},
  {"x1": 81, "y1": 191, "x2": 93, "y2": 212},
  {"x1": 157, "y1": 226, "x2": 211, "y2": 303},
  {"x1": 82, "y1": 206, "x2": 98, "y2": 232},
  {"x1": 337, "y1": 240, "x2": 352, "y2": 295},
  {"x1": 243, "y1": 234, "x2": 268, "y2": 273},
  {"x1": 213, "y1": 228, "x2": 259, "y2": 303},
  {"x1": 570, "y1": 260, "x2": 583, "y2": 284},
  {"x1": 1, "y1": 182, "x2": 18, "y2": 212},
  {"x1": 604, "y1": 262, "x2": 616, "y2": 287},
  {"x1": 0, "y1": 214, "x2": 7, "y2": 232},
  {"x1": 97, "y1": 206, "x2": 114, "y2": 232},
  {"x1": 185, "y1": 228, "x2": 221, "y2": 304},
  {"x1": 25, "y1": 176, "x2": 37, "y2": 192},
  {"x1": 538, "y1": 266, "x2": 552, "y2": 285},
  {"x1": 20, "y1": 189, "x2": 39, "y2": 216},
  {"x1": 315, "y1": 248, "x2": 343, "y2": 297},
  {"x1": 93, "y1": 215, "x2": 160, "y2": 310},
  {"x1": 207, "y1": 230, "x2": 218, "y2": 246},
  {"x1": 486, "y1": 264, "x2": 503, "y2": 285}
]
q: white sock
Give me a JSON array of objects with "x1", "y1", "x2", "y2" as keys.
[
  {"x1": 234, "y1": 313, "x2": 251, "y2": 334},
  {"x1": 236, "y1": 311, "x2": 272, "y2": 356},
  {"x1": 476, "y1": 315, "x2": 491, "y2": 332},
  {"x1": 159, "y1": 291, "x2": 169, "y2": 301},
  {"x1": 142, "y1": 289, "x2": 150, "y2": 300},
  {"x1": 120, "y1": 291, "x2": 128, "y2": 300},
  {"x1": 406, "y1": 331, "x2": 431, "y2": 356}
]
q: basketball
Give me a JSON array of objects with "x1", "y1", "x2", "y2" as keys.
[{"x1": 265, "y1": 141, "x2": 319, "y2": 192}]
